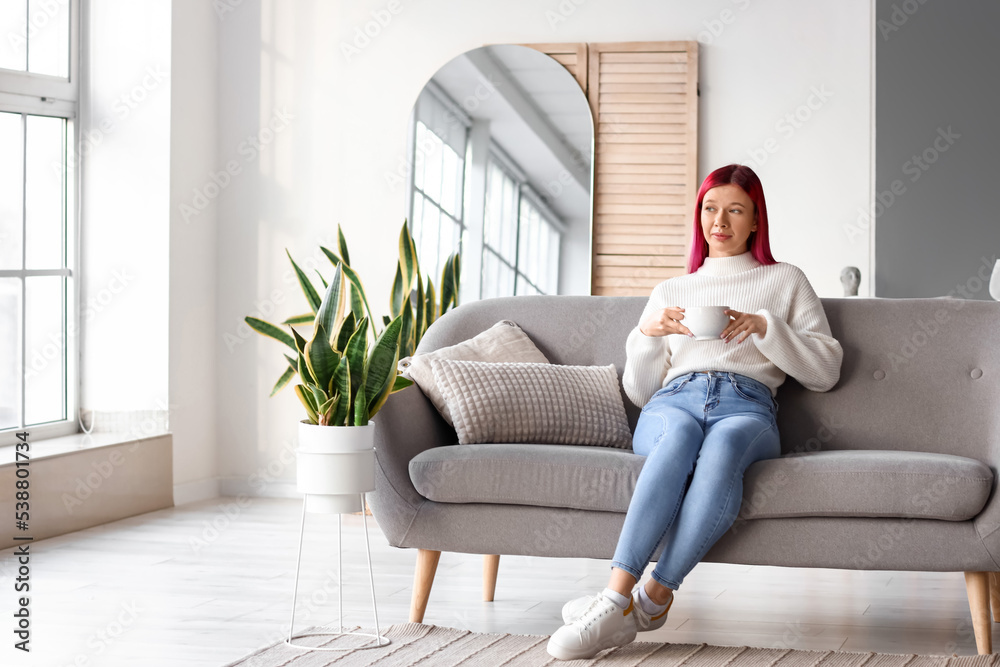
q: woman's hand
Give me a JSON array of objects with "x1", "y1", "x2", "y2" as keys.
[
  {"x1": 639, "y1": 307, "x2": 694, "y2": 337},
  {"x1": 721, "y1": 309, "x2": 767, "y2": 344}
]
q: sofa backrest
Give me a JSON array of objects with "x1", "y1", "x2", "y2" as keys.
[{"x1": 417, "y1": 295, "x2": 1000, "y2": 459}]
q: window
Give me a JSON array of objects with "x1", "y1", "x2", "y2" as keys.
[
  {"x1": 482, "y1": 154, "x2": 562, "y2": 299},
  {"x1": 406, "y1": 81, "x2": 565, "y2": 302},
  {"x1": 0, "y1": 1, "x2": 79, "y2": 445},
  {"x1": 481, "y1": 160, "x2": 517, "y2": 299},
  {"x1": 516, "y1": 194, "x2": 560, "y2": 296},
  {"x1": 409, "y1": 84, "x2": 467, "y2": 287}
]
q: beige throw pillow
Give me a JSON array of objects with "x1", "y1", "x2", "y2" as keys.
[
  {"x1": 398, "y1": 320, "x2": 550, "y2": 425},
  {"x1": 431, "y1": 359, "x2": 632, "y2": 449}
]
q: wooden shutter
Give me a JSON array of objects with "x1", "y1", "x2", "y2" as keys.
[
  {"x1": 588, "y1": 41, "x2": 698, "y2": 295},
  {"x1": 522, "y1": 42, "x2": 588, "y2": 93}
]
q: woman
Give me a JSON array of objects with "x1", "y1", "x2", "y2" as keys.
[{"x1": 547, "y1": 164, "x2": 844, "y2": 661}]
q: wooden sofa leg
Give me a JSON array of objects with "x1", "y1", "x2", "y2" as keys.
[
  {"x1": 483, "y1": 555, "x2": 500, "y2": 601},
  {"x1": 410, "y1": 549, "x2": 441, "y2": 623},
  {"x1": 990, "y1": 572, "x2": 1000, "y2": 623},
  {"x1": 964, "y1": 571, "x2": 992, "y2": 654}
]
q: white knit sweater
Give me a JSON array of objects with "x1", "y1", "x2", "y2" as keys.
[{"x1": 623, "y1": 250, "x2": 844, "y2": 407}]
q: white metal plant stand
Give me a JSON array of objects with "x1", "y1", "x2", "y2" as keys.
[{"x1": 284, "y1": 425, "x2": 390, "y2": 651}]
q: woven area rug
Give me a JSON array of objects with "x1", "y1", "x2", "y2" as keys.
[{"x1": 224, "y1": 623, "x2": 998, "y2": 666}]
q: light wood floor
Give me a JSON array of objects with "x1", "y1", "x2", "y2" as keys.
[{"x1": 0, "y1": 496, "x2": 989, "y2": 666}]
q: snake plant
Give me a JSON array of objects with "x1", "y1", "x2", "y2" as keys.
[
  {"x1": 245, "y1": 224, "x2": 413, "y2": 422},
  {"x1": 387, "y1": 220, "x2": 462, "y2": 359},
  {"x1": 291, "y1": 263, "x2": 404, "y2": 425}
]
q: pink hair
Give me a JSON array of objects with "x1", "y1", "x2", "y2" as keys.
[{"x1": 685, "y1": 164, "x2": 777, "y2": 274}]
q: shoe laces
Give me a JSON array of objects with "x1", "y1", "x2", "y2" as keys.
[{"x1": 574, "y1": 595, "x2": 617, "y2": 630}]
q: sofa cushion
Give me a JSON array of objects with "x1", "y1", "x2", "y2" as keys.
[
  {"x1": 432, "y1": 360, "x2": 632, "y2": 449},
  {"x1": 410, "y1": 446, "x2": 992, "y2": 521},
  {"x1": 398, "y1": 320, "x2": 550, "y2": 426},
  {"x1": 410, "y1": 444, "x2": 640, "y2": 512},
  {"x1": 736, "y1": 449, "x2": 993, "y2": 521}
]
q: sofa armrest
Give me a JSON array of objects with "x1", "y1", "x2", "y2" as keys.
[
  {"x1": 369, "y1": 384, "x2": 456, "y2": 547},
  {"x1": 972, "y1": 439, "x2": 1000, "y2": 569}
]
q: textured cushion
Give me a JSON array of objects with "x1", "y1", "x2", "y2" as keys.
[
  {"x1": 431, "y1": 360, "x2": 633, "y2": 449},
  {"x1": 410, "y1": 446, "x2": 992, "y2": 521},
  {"x1": 398, "y1": 320, "x2": 549, "y2": 426},
  {"x1": 736, "y1": 449, "x2": 993, "y2": 521}
]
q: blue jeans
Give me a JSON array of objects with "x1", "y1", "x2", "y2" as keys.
[{"x1": 611, "y1": 371, "x2": 781, "y2": 591}]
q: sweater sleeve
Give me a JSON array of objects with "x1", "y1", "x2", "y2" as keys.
[
  {"x1": 623, "y1": 284, "x2": 673, "y2": 408},
  {"x1": 750, "y1": 269, "x2": 843, "y2": 392}
]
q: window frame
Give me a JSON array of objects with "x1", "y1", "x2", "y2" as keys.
[
  {"x1": 407, "y1": 82, "x2": 469, "y2": 286},
  {"x1": 481, "y1": 153, "x2": 519, "y2": 299},
  {"x1": 0, "y1": 0, "x2": 81, "y2": 446},
  {"x1": 482, "y1": 146, "x2": 564, "y2": 298}
]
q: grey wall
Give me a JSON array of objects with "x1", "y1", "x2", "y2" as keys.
[{"x1": 876, "y1": 0, "x2": 1000, "y2": 298}]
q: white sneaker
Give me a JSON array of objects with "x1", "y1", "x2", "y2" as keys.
[
  {"x1": 561, "y1": 594, "x2": 596, "y2": 624},
  {"x1": 547, "y1": 593, "x2": 637, "y2": 661},
  {"x1": 562, "y1": 588, "x2": 673, "y2": 631}
]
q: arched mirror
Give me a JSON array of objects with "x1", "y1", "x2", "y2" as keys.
[{"x1": 404, "y1": 44, "x2": 594, "y2": 303}]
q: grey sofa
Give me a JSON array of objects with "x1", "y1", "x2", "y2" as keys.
[{"x1": 367, "y1": 294, "x2": 1000, "y2": 654}]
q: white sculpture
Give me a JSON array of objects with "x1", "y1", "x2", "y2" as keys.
[
  {"x1": 990, "y1": 259, "x2": 1000, "y2": 301},
  {"x1": 840, "y1": 266, "x2": 861, "y2": 297}
]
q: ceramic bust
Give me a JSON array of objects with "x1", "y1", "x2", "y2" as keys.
[{"x1": 840, "y1": 266, "x2": 861, "y2": 297}]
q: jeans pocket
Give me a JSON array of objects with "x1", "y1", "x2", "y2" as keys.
[
  {"x1": 661, "y1": 375, "x2": 692, "y2": 396},
  {"x1": 730, "y1": 377, "x2": 775, "y2": 416},
  {"x1": 643, "y1": 375, "x2": 691, "y2": 411}
]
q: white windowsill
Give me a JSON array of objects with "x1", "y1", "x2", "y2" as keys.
[{"x1": 0, "y1": 430, "x2": 172, "y2": 466}]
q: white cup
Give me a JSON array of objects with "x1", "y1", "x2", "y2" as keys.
[{"x1": 682, "y1": 306, "x2": 731, "y2": 340}]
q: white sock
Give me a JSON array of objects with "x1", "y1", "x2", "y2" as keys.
[
  {"x1": 601, "y1": 587, "x2": 629, "y2": 609},
  {"x1": 638, "y1": 585, "x2": 669, "y2": 615}
]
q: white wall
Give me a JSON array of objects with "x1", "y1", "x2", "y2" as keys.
[
  {"x1": 81, "y1": 0, "x2": 171, "y2": 416},
  {"x1": 80, "y1": 0, "x2": 221, "y2": 502},
  {"x1": 213, "y1": 0, "x2": 873, "y2": 492},
  {"x1": 168, "y1": 0, "x2": 220, "y2": 501}
]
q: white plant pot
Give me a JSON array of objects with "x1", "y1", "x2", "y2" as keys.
[{"x1": 297, "y1": 420, "x2": 376, "y2": 514}]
